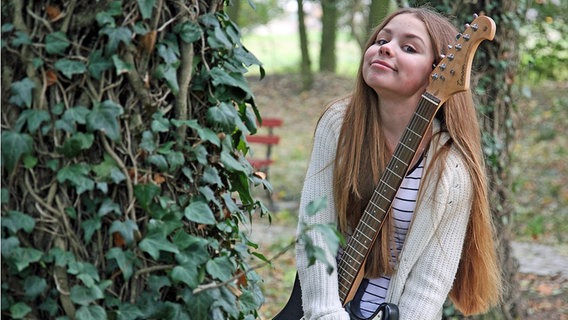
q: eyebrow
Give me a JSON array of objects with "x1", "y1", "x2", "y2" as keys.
[{"x1": 378, "y1": 28, "x2": 427, "y2": 46}]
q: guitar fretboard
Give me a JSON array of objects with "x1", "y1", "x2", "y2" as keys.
[{"x1": 337, "y1": 92, "x2": 441, "y2": 302}]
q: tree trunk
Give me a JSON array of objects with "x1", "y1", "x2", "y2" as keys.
[
  {"x1": 319, "y1": 0, "x2": 338, "y2": 72},
  {"x1": 423, "y1": 0, "x2": 522, "y2": 318},
  {"x1": 297, "y1": 0, "x2": 313, "y2": 90}
]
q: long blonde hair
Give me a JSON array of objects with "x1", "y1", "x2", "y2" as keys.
[{"x1": 332, "y1": 7, "x2": 501, "y2": 315}]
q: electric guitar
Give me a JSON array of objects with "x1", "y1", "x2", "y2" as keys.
[{"x1": 273, "y1": 14, "x2": 496, "y2": 320}]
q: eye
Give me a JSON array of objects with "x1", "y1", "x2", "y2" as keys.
[
  {"x1": 402, "y1": 45, "x2": 417, "y2": 53},
  {"x1": 375, "y1": 39, "x2": 388, "y2": 46}
]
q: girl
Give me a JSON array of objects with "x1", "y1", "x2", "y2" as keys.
[{"x1": 295, "y1": 7, "x2": 502, "y2": 320}]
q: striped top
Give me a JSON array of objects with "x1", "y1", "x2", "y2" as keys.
[{"x1": 349, "y1": 156, "x2": 424, "y2": 319}]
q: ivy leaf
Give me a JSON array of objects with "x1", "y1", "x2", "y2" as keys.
[
  {"x1": 148, "y1": 154, "x2": 168, "y2": 171},
  {"x1": 70, "y1": 285, "x2": 104, "y2": 306},
  {"x1": 12, "y1": 31, "x2": 32, "y2": 47},
  {"x1": 139, "y1": 130, "x2": 156, "y2": 153},
  {"x1": 175, "y1": 21, "x2": 201, "y2": 43},
  {"x1": 75, "y1": 305, "x2": 107, "y2": 320},
  {"x1": 81, "y1": 217, "x2": 101, "y2": 242},
  {"x1": 205, "y1": 256, "x2": 233, "y2": 281},
  {"x1": 201, "y1": 166, "x2": 222, "y2": 186},
  {"x1": 134, "y1": 183, "x2": 160, "y2": 211},
  {"x1": 184, "y1": 199, "x2": 216, "y2": 225},
  {"x1": 100, "y1": 26, "x2": 132, "y2": 55},
  {"x1": 9, "y1": 77, "x2": 36, "y2": 108},
  {"x1": 174, "y1": 119, "x2": 221, "y2": 147},
  {"x1": 1, "y1": 131, "x2": 33, "y2": 173},
  {"x1": 111, "y1": 54, "x2": 133, "y2": 75},
  {"x1": 10, "y1": 302, "x2": 32, "y2": 319},
  {"x1": 57, "y1": 132, "x2": 94, "y2": 158},
  {"x1": 56, "y1": 105, "x2": 90, "y2": 133},
  {"x1": 208, "y1": 27, "x2": 232, "y2": 50},
  {"x1": 139, "y1": 233, "x2": 180, "y2": 260},
  {"x1": 86, "y1": 100, "x2": 124, "y2": 141},
  {"x1": 56, "y1": 163, "x2": 95, "y2": 195},
  {"x1": 106, "y1": 248, "x2": 135, "y2": 280},
  {"x1": 14, "y1": 247, "x2": 43, "y2": 272},
  {"x1": 15, "y1": 109, "x2": 51, "y2": 134},
  {"x1": 155, "y1": 64, "x2": 179, "y2": 95},
  {"x1": 109, "y1": 219, "x2": 139, "y2": 245},
  {"x1": 306, "y1": 197, "x2": 328, "y2": 217},
  {"x1": 24, "y1": 276, "x2": 47, "y2": 300},
  {"x1": 220, "y1": 149, "x2": 245, "y2": 173},
  {"x1": 166, "y1": 151, "x2": 184, "y2": 172},
  {"x1": 97, "y1": 198, "x2": 121, "y2": 217},
  {"x1": 88, "y1": 50, "x2": 113, "y2": 80},
  {"x1": 45, "y1": 31, "x2": 70, "y2": 55},
  {"x1": 171, "y1": 264, "x2": 199, "y2": 289},
  {"x1": 137, "y1": 0, "x2": 155, "y2": 20},
  {"x1": 206, "y1": 105, "x2": 234, "y2": 133},
  {"x1": 116, "y1": 303, "x2": 144, "y2": 320},
  {"x1": 151, "y1": 112, "x2": 170, "y2": 132},
  {"x1": 1, "y1": 210, "x2": 35, "y2": 234},
  {"x1": 210, "y1": 67, "x2": 253, "y2": 99},
  {"x1": 54, "y1": 58, "x2": 87, "y2": 79}
]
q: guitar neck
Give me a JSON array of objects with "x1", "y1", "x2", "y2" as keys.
[{"x1": 337, "y1": 92, "x2": 441, "y2": 304}]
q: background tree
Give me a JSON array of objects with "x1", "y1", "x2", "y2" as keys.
[
  {"x1": 1, "y1": 1, "x2": 272, "y2": 319},
  {"x1": 319, "y1": 0, "x2": 338, "y2": 72},
  {"x1": 297, "y1": 0, "x2": 314, "y2": 90},
  {"x1": 410, "y1": 0, "x2": 524, "y2": 318}
]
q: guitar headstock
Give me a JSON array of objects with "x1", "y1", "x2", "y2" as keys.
[{"x1": 426, "y1": 14, "x2": 496, "y2": 103}]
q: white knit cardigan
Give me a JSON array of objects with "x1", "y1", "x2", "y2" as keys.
[{"x1": 295, "y1": 99, "x2": 473, "y2": 320}]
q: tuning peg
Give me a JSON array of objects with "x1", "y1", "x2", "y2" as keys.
[
  {"x1": 465, "y1": 23, "x2": 470, "y2": 29},
  {"x1": 456, "y1": 33, "x2": 462, "y2": 40},
  {"x1": 473, "y1": 13, "x2": 479, "y2": 19}
]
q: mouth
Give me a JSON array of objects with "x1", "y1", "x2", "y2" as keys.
[{"x1": 371, "y1": 60, "x2": 396, "y2": 71}]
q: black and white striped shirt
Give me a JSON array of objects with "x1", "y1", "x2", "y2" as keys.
[{"x1": 351, "y1": 157, "x2": 424, "y2": 318}]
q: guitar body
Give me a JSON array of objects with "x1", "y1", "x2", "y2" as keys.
[
  {"x1": 273, "y1": 273, "x2": 399, "y2": 320},
  {"x1": 273, "y1": 14, "x2": 496, "y2": 320}
]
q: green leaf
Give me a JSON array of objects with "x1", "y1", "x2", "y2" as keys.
[
  {"x1": 210, "y1": 67, "x2": 253, "y2": 99},
  {"x1": 155, "y1": 64, "x2": 179, "y2": 95},
  {"x1": 1, "y1": 210, "x2": 35, "y2": 234},
  {"x1": 175, "y1": 21, "x2": 201, "y2": 43},
  {"x1": 86, "y1": 100, "x2": 124, "y2": 141},
  {"x1": 206, "y1": 256, "x2": 233, "y2": 281},
  {"x1": 75, "y1": 304, "x2": 107, "y2": 320},
  {"x1": 10, "y1": 302, "x2": 31, "y2": 319},
  {"x1": 220, "y1": 149, "x2": 245, "y2": 173},
  {"x1": 151, "y1": 112, "x2": 170, "y2": 132},
  {"x1": 14, "y1": 247, "x2": 43, "y2": 272},
  {"x1": 100, "y1": 26, "x2": 133, "y2": 55},
  {"x1": 1, "y1": 131, "x2": 33, "y2": 172},
  {"x1": 112, "y1": 54, "x2": 133, "y2": 75},
  {"x1": 157, "y1": 43, "x2": 179, "y2": 66},
  {"x1": 137, "y1": 0, "x2": 155, "y2": 20},
  {"x1": 140, "y1": 131, "x2": 156, "y2": 152},
  {"x1": 109, "y1": 219, "x2": 139, "y2": 245},
  {"x1": 184, "y1": 199, "x2": 216, "y2": 225},
  {"x1": 208, "y1": 27, "x2": 232, "y2": 50},
  {"x1": 15, "y1": 109, "x2": 50, "y2": 134},
  {"x1": 201, "y1": 166, "x2": 222, "y2": 186},
  {"x1": 56, "y1": 105, "x2": 90, "y2": 133},
  {"x1": 45, "y1": 31, "x2": 70, "y2": 55},
  {"x1": 54, "y1": 58, "x2": 87, "y2": 79},
  {"x1": 56, "y1": 163, "x2": 95, "y2": 195},
  {"x1": 106, "y1": 248, "x2": 135, "y2": 280},
  {"x1": 58, "y1": 132, "x2": 94, "y2": 157},
  {"x1": 171, "y1": 265, "x2": 199, "y2": 289},
  {"x1": 24, "y1": 276, "x2": 47, "y2": 300},
  {"x1": 81, "y1": 217, "x2": 101, "y2": 242},
  {"x1": 97, "y1": 198, "x2": 121, "y2": 216},
  {"x1": 139, "y1": 233, "x2": 180, "y2": 260},
  {"x1": 221, "y1": 192, "x2": 240, "y2": 214},
  {"x1": 134, "y1": 183, "x2": 160, "y2": 211},
  {"x1": 166, "y1": 151, "x2": 185, "y2": 171},
  {"x1": 88, "y1": 50, "x2": 113, "y2": 80},
  {"x1": 9, "y1": 77, "x2": 36, "y2": 108},
  {"x1": 116, "y1": 303, "x2": 145, "y2": 320},
  {"x1": 306, "y1": 197, "x2": 328, "y2": 217},
  {"x1": 12, "y1": 31, "x2": 32, "y2": 47},
  {"x1": 70, "y1": 285, "x2": 104, "y2": 306}
]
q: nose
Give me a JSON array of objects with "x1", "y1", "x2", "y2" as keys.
[{"x1": 378, "y1": 43, "x2": 393, "y2": 56}]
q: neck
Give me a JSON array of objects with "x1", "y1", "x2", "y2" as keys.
[{"x1": 379, "y1": 94, "x2": 424, "y2": 150}]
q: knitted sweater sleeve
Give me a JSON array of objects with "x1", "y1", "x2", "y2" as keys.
[
  {"x1": 295, "y1": 101, "x2": 351, "y2": 320},
  {"x1": 387, "y1": 148, "x2": 474, "y2": 320}
]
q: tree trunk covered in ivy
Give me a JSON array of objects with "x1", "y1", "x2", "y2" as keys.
[
  {"x1": 419, "y1": 0, "x2": 523, "y2": 319},
  {"x1": 1, "y1": 1, "x2": 271, "y2": 319}
]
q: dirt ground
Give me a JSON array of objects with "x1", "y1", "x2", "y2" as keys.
[{"x1": 247, "y1": 74, "x2": 568, "y2": 319}]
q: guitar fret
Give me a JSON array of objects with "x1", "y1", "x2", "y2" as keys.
[
  {"x1": 386, "y1": 167, "x2": 402, "y2": 179},
  {"x1": 407, "y1": 127, "x2": 422, "y2": 139},
  {"x1": 400, "y1": 142, "x2": 415, "y2": 153},
  {"x1": 415, "y1": 111, "x2": 429, "y2": 122}
]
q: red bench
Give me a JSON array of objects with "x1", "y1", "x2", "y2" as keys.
[{"x1": 247, "y1": 117, "x2": 283, "y2": 171}]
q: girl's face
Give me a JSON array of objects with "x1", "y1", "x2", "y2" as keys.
[{"x1": 362, "y1": 13, "x2": 435, "y2": 100}]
